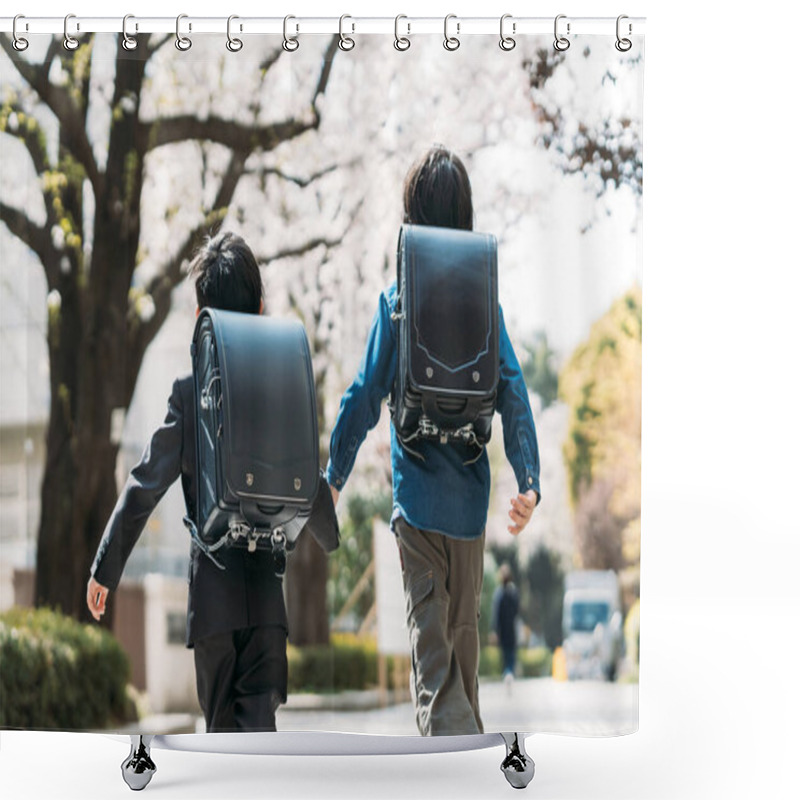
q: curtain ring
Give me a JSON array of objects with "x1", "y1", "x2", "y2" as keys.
[
  {"x1": 394, "y1": 14, "x2": 411, "y2": 51},
  {"x1": 615, "y1": 15, "x2": 632, "y2": 52},
  {"x1": 554, "y1": 14, "x2": 570, "y2": 52},
  {"x1": 175, "y1": 14, "x2": 192, "y2": 51},
  {"x1": 443, "y1": 14, "x2": 460, "y2": 51},
  {"x1": 339, "y1": 15, "x2": 355, "y2": 51},
  {"x1": 499, "y1": 14, "x2": 516, "y2": 51},
  {"x1": 12, "y1": 15, "x2": 29, "y2": 51},
  {"x1": 63, "y1": 13, "x2": 79, "y2": 51},
  {"x1": 122, "y1": 15, "x2": 138, "y2": 51},
  {"x1": 226, "y1": 15, "x2": 243, "y2": 52},
  {"x1": 283, "y1": 15, "x2": 299, "y2": 52}
]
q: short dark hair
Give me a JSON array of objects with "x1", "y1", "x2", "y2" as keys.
[
  {"x1": 189, "y1": 231, "x2": 263, "y2": 314},
  {"x1": 403, "y1": 146, "x2": 473, "y2": 231}
]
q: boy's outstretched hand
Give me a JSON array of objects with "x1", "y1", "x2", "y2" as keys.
[
  {"x1": 86, "y1": 576, "x2": 109, "y2": 621},
  {"x1": 508, "y1": 490, "x2": 538, "y2": 536}
]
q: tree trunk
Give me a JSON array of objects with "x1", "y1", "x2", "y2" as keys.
[
  {"x1": 33, "y1": 261, "x2": 128, "y2": 623},
  {"x1": 34, "y1": 46, "x2": 147, "y2": 621},
  {"x1": 34, "y1": 229, "x2": 134, "y2": 622},
  {"x1": 35, "y1": 391, "x2": 121, "y2": 624}
]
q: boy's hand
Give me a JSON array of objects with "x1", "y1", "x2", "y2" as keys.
[
  {"x1": 330, "y1": 486, "x2": 340, "y2": 507},
  {"x1": 86, "y1": 576, "x2": 109, "y2": 621},
  {"x1": 507, "y1": 490, "x2": 538, "y2": 536}
]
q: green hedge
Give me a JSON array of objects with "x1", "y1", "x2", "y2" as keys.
[
  {"x1": 287, "y1": 634, "x2": 406, "y2": 693},
  {"x1": 479, "y1": 646, "x2": 552, "y2": 679},
  {"x1": 0, "y1": 607, "x2": 133, "y2": 730},
  {"x1": 287, "y1": 638, "x2": 553, "y2": 692}
]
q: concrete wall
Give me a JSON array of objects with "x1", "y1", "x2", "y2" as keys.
[
  {"x1": 113, "y1": 582, "x2": 147, "y2": 692},
  {"x1": 0, "y1": 424, "x2": 44, "y2": 612},
  {"x1": 142, "y1": 573, "x2": 200, "y2": 715}
]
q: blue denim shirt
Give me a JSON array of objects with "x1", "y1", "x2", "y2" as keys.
[{"x1": 326, "y1": 284, "x2": 540, "y2": 539}]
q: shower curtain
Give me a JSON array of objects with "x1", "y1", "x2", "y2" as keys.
[{"x1": 0, "y1": 16, "x2": 643, "y2": 741}]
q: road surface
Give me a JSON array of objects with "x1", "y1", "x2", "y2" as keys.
[{"x1": 275, "y1": 677, "x2": 638, "y2": 736}]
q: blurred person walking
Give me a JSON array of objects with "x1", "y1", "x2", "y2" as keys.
[{"x1": 492, "y1": 563, "x2": 520, "y2": 693}]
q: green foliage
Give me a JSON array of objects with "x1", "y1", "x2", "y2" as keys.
[
  {"x1": 327, "y1": 491, "x2": 392, "y2": 624},
  {"x1": 524, "y1": 546, "x2": 565, "y2": 649},
  {"x1": 479, "y1": 644, "x2": 503, "y2": 676},
  {"x1": 624, "y1": 599, "x2": 640, "y2": 669},
  {"x1": 63, "y1": 37, "x2": 95, "y2": 109},
  {"x1": 560, "y1": 287, "x2": 642, "y2": 509},
  {"x1": 479, "y1": 647, "x2": 552, "y2": 679},
  {"x1": 559, "y1": 288, "x2": 642, "y2": 583},
  {"x1": 0, "y1": 101, "x2": 50, "y2": 168},
  {"x1": 287, "y1": 633, "x2": 397, "y2": 693},
  {"x1": 485, "y1": 544, "x2": 565, "y2": 649},
  {"x1": 0, "y1": 606, "x2": 133, "y2": 730},
  {"x1": 519, "y1": 331, "x2": 559, "y2": 409},
  {"x1": 519, "y1": 647, "x2": 552, "y2": 678}
]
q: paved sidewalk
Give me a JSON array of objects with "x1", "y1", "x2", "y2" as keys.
[
  {"x1": 116, "y1": 686, "x2": 413, "y2": 734},
  {"x1": 114, "y1": 677, "x2": 638, "y2": 737}
]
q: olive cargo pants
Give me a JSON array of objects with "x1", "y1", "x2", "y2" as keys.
[{"x1": 394, "y1": 517, "x2": 485, "y2": 736}]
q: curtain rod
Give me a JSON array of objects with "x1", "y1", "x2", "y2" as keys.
[{"x1": 0, "y1": 16, "x2": 646, "y2": 37}]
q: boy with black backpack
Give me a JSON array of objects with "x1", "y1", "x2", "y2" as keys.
[
  {"x1": 326, "y1": 146, "x2": 541, "y2": 736},
  {"x1": 87, "y1": 232, "x2": 288, "y2": 732}
]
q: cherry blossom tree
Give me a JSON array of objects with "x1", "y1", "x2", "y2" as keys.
[{"x1": 0, "y1": 33, "x2": 339, "y2": 623}]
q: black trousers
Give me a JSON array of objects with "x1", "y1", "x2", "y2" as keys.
[{"x1": 193, "y1": 625, "x2": 288, "y2": 732}]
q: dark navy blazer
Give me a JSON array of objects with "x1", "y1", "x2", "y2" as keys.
[{"x1": 91, "y1": 375, "x2": 287, "y2": 647}]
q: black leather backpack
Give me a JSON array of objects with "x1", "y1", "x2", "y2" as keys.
[
  {"x1": 186, "y1": 308, "x2": 338, "y2": 573},
  {"x1": 391, "y1": 224, "x2": 499, "y2": 461}
]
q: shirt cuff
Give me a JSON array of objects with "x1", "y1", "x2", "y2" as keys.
[
  {"x1": 520, "y1": 471, "x2": 541, "y2": 504},
  {"x1": 325, "y1": 462, "x2": 346, "y2": 491}
]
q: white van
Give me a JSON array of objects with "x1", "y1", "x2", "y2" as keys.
[{"x1": 562, "y1": 570, "x2": 624, "y2": 681}]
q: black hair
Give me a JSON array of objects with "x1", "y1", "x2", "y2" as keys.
[
  {"x1": 189, "y1": 231, "x2": 263, "y2": 314},
  {"x1": 403, "y1": 146, "x2": 474, "y2": 231}
]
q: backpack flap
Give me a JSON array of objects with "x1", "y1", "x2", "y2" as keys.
[
  {"x1": 394, "y1": 224, "x2": 499, "y2": 447},
  {"x1": 212, "y1": 310, "x2": 320, "y2": 527},
  {"x1": 191, "y1": 309, "x2": 321, "y2": 567},
  {"x1": 404, "y1": 224, "x2": 498, "y2": 397}
]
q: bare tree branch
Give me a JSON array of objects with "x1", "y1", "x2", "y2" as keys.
[
  {"x1": 257, "y1": 196, "x2": 364, "y2": 266},
  {"x1": 311, "y1": 37, "x2": 339, "y2": 119},
  {"x1": 0, "y1": 35, "x2": 47, "y2": 93},
  {"x1": 123, "y1": 151, "x2": 248, "y2": 391},
  {"x1": 250, "y1": 163, "x2": 338, "y2": 188},
  {"x1": 41, "y1": 37, "x2": 62, "y2": 81},
  {"x1": 258, "y1": 47, "x2": 284, "y2": 75},
  {"x1": 258, "y1": 236, "x2": 348, "y2": 265},
  {"x1": 1, "y1": 101, "x2": 52, "y2": 175},
  {"x1": 144, "y1": 33, "x2": 172, "y2": 60},
  {"x1": 0, "y1": 200, "x2": 51, "y2": 267},
  {"x1": 142, "y1": 114, "x2": 319, "y2": 155},
  {"x1": 0, "y1": 36, "x2": 102, "y2": 193},
  {"x1": 141, "y1": 36, "x2": 339, "y2": 156}
]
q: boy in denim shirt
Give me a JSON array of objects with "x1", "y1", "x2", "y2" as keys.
[{"x1": 326, "y1": 147, "x2": 540, "y2": 735}]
